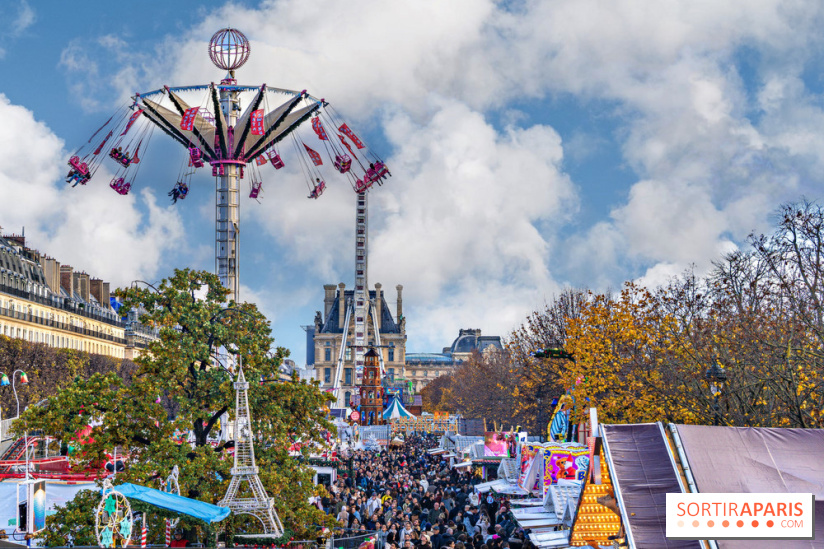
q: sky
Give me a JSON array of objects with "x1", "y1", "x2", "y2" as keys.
[{"x1": 1, "y1": 0, "x2": 823, "y2": 363}]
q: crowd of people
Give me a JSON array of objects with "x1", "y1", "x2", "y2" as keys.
[{"x1": 320, "y1": 434, "x2": 533, "y2": 549}]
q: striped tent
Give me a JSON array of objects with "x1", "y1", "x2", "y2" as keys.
[{"x1": 383, "y1": 395, "x2": 413, "y2": 420}]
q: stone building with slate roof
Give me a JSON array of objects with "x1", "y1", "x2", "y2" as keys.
[
  {"x1": 311, "y1": 282, "x2": 407, "y2": 409},
  {"x1": 0, "y1": 233, "x2": 153, "y2": 359}
]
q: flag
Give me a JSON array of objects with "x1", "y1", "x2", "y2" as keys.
[
  {"x1": 180, "y1": 107, "x2": 199, "y2": 131},
  {"x1": 338, "y1": 134, "x2": 355, "y2": 157},
  {"x1": 131, "y1": 141, "x2": 142, "y2": 164},
  {"x1": 88, "y1": 115, "x2": 113, "y2": 143},
  {"x1": 250, "y1": 109, "x2": 265, "y2": 135},
  {"x1": 312, "y1": 117, "x2": 328, "y2": 140},
  {"x1": 121, "y1": 110, "x2": 144, "y2": 136},
  {"x1": 304, "y1": 143, "x2": 323, "y2": 166},
  {"x1": 339, "y1": 123, "x2": 365, "y2": 149},
  {"x1": 255, "y1": 154, "x2": 268, "y2": 166},
  {"x1": 93, "y1": 131, "x2": 113, "y2": 155}
]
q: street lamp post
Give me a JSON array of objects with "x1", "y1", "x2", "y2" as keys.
[
  {"x1": 1, "y1": 370, "x2": 30, "y2": 478},
  {"x1": 1, "y1": 369, "x2": 30, "y2": 418},
  {"x1": 705, "y1": 360, "x2": 727, "y2": 426}
]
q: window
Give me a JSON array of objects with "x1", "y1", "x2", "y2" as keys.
[
  {"x1": 324, "y1": 368, "x2": 331, "y2": 384},
  {"x1": 388, "y1": 348, "x2": 394, "y2": 362},
  {"x1": 387, "y1": 368, "x2": 395, "y2": 380},
  {"x1": 324, "y1": 347, "x2": 332, "y2": 362},
  {"x1": 345, "y1": 391, "x2": 351, "y2": 407},
  {"x1": 345, "y1": 347, "x2": 352, "y2": 361},
  {"x1": 345, "y1": 368, "x2": 352, "y2": 385}
]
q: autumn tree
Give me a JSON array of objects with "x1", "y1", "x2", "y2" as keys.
[
  {"x1": 437, "y1": 348, "x2": 523, "y2": 428},
  {"x1": 17, "y1": 268, "x2": 336, "y2": 543},
  {"x1": 420, "y1": 373, "x2": 453, "y2": 412},
  {"x1": 507, "y1": 288, "x2": 589, "y2": 432}
]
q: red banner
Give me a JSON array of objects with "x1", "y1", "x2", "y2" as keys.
[
  {"x1": 121, "y1": 109, "x2": 143, "y2": 136},
  {"x1": 338, "y1": 134, "x2": 355, "y2": 157},
  {"x1": 255, "y1": 154, "x2": 268, "y2": 166},
  {"x1": 304, "y1": 143, "x2": 322, "y2": 166},
  {"x1": 131, "y1": 141, "x2": 142, "y2": 164},
  {"x1": 312, "y1": 117, "x2": 328, "y2": 140},
  {"x1": 338, "y1": 123, "x2": 365, "y2": 149},
  {"x1": 93, "y1": 131, "x2": 113, "y2": 155},
  {"x1": 250, "y1": 109, "x2": 265, "y2": 135},
  {"x1": 180, "y1": 107, "x2": 199, "y2": 131}
]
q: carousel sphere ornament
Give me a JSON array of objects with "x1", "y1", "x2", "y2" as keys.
[{"x1": 209, "y1": 28, "x2": 251, "y2": 71}]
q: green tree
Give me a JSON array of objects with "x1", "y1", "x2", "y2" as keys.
[{"x1": 16, "y1": 268, "x2": 336, "y2": 543}]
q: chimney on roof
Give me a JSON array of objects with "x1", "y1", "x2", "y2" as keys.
[
  {"x1": 90, "y1": 279, "x2": 111, "y2": 309},
  {"x1": 41, "y1": 257, "x2": 61, "y2": 294},
  {"x1": 374, "y1": 283, "x2": 382, "y2": 332},
  {"x1": 73, "y1": 272, "x2": 90, "y2": 302},
  {"x1": 396, "y1": 284, "x2": 403, "y2": 319},
  {"x1": 3, "y1": 234, "x2": 25, "y2": 248},
  {"x1": 60, "y1": 265, "x2": 74, "y2": 296},
  {"x1": 324, "y1": 284, "x2": 336, "y2": 322}
]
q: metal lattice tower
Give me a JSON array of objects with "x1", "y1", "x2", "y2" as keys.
[
  {"x1": 353, "y1": 191, "x2": 368, "y2": 380},
  {"x1": 218, "y1": 368, "x2": 283, "y2": 535}
]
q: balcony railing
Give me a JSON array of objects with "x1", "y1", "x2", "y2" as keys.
[
  {"x1": 0, "y1": 306, "x2": 127, "y2": 345},
  {"x1": 0, "y1": 283, "x2": 124, "y2": 327}
]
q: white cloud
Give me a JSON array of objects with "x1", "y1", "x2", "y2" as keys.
[
  {"x1": 13, "y1": 2, "x2": 35, "y2": 36},
  {"x1": 39, "y1": 0, "x2": 824, "y2": 354},
  {"x1": 0, "y1": 94, "x2": 183, "y2": 288}
]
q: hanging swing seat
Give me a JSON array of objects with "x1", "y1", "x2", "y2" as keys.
[
  {"x1": 109, "y1": 148, "x2": 132, "y2": 167},
  {"x1": 364, "y1": 162, "x2": 391, "y2": 185},
  {"x1": 354, "y1": 178, "x2": 373, "y2": 193},
  {"x1": 188, "y1": 146, "x2": 204, "y2": 168},
  {"x1": 169, "y1": 181, "x2": 188, "y2": 204},
  {"x1": 110, "y1": 178, "x2": 131, "y2": 195},
  {"x1": 266, "y1": 149, "x2": 285, "y2": 169},
  {"x1": 374, "y1": 161, "x2": 391, "y2": 179},
  {"x1": 69, "y1": 156, "x2": 90, "y2": 175},
  {"x1": 308, "y1": 180, "x2": 326, "y2": 199},
  {"x1": 334, "y1": 154, "x2": 352, "y2": 174},
  {"x1": 249, "y1": 180, "x2": 263, "y2": 199},
  {"x1": 67, "y1": 156, "x2": 91, "y2": 185}
]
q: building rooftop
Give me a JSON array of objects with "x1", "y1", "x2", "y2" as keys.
[
  {"x1": 405, "y1": 353, "x2": 458, "y2": 364},
  {"x1": 319, "y1": 289, "x2": 402, "y2": 334}
]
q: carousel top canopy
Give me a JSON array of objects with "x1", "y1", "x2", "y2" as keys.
[{"x1": 383, "y1": 395, "x2": 413, "y2": 420}]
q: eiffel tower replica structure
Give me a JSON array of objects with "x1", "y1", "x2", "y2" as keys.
[{"x1": 218, "y1": 366, "x2": 284, "y2": 535}]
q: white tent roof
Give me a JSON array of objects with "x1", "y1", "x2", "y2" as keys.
[{"x1": 383, "y1": 396, "x2": 413, "y2": 420}]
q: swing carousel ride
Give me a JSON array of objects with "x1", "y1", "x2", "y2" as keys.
[{"x1": 66, "y1": 28, "x2": 391, "y2": 298}]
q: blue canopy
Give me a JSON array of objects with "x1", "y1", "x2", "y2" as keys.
[{"x1": 103, "y1": 483, "x2": 231, "y2": 523}]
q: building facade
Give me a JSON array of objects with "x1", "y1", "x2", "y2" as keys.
[
  {"x1": 312, "y1": 282, "x2": 407, "y2": 408},
  {"x1": 0, "y1": 234, "x2": 152, "y2": 359},
  {"x1": 405, "y1": 328, "x2": 504, "y2": 393}
]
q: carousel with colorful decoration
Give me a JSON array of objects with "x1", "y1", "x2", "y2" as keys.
[{"x1": 66, "y1": 27, "x2": 392, "y2": 298}]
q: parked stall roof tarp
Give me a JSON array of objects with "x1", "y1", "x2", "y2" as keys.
[
  {"x1": 675, "y1": 424, "x2": 824, "y2": 548},
  {"x1": 602, "y1": 423, "x2": 701, "y2": 549},
  {"x1": 105, "y1": 483, "x2": 231, "y2": 523}
]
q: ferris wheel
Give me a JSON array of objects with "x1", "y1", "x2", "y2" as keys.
[
  {"x1": 66, "y1": 28, "x2": 393, "y2": 302},
  {"x1": 95, "y1": 479, "x2": 134, "y2": 548}
]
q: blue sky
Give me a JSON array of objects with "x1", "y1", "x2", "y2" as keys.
[{"x1": 2, "y1": 0, "x2": 824, "y2": 363}]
